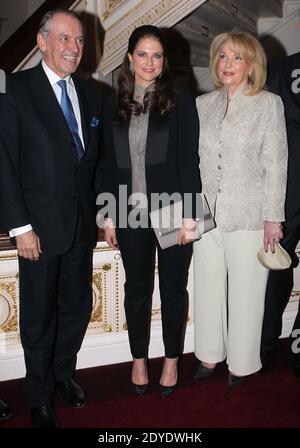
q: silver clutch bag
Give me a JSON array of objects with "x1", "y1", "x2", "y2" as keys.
[
  {"x1": 149, "y1": 194, "x2": 215, "y2": 250},
  {"x1": 257, "y1": 243, "x2": 292, "y2": 270}
]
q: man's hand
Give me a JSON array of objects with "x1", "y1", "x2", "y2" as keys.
[{"x1": 16, "y1": 230, "x2": 41, "y2": 260}]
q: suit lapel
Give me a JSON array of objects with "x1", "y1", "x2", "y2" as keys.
[
  {"x1": 33, "y1": 65, "x2": 78, "y2": 161},
  {"x1": 113, "y1": 119, "x2": 131, "y2": 169},
  {"x1": 112, "y1": 111, "x2": 170, "y2": 169}
]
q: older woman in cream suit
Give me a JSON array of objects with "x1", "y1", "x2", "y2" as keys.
[{"x1": 193, "y1": 32, "x2": 288, "y2": 386}]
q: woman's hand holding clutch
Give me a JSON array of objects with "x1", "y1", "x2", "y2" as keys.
[
  {"x1": 177, "y1": 218, "x2": 199, "y2": 245},
  {"x1": 263, "y1": 221, "x2": 284, "y2": 253}
]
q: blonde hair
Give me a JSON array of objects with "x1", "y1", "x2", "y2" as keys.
[{"x1": 210, "y1": 32, "x2": 267, "y2": 95}]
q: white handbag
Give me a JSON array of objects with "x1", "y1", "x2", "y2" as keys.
[
  {"x1": 149, "y1": 194, "x2": 215, "y2": 250},
  {"x1": 257, "y1": 242, "x2": 292, "y2": 270}
]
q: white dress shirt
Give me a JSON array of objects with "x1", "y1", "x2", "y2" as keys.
[{"x1": 10, "y1": 61, "x2": 84, "y2": 237}]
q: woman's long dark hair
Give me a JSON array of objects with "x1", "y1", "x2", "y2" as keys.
[{"x1": 115, "y1": 25, "x2": 176, "y2": 123}]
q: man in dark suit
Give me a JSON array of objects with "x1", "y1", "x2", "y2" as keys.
[
  {"x1": 261, "y1": 52, "x2": 300, "y2": 377},
  {"x1": 0, "y1": 10, "x2": 102, "y2": 427}
]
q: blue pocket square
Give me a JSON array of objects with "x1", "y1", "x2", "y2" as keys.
[{"x1": 90, "y1": 117, "x2": 99, "y2": 127}]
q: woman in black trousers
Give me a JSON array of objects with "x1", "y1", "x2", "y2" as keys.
[{"x1": 99, "y1": 25, "x2": 201, "y2": 397}]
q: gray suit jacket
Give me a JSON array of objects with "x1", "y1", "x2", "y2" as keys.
[{"x1": 196, "y1": 87, "x2": 288, "y2": 231}]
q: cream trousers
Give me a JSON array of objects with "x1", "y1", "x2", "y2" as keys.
[{"x1": 193, "y1": 227, "x2": 269, "y2": 376}]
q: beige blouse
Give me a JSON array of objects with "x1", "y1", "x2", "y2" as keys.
[
  {"x1": 128, "y1": 84, "x2": 149, "y2": 200},
  {"x1": 196, "y1": 87, "x2": 288, "y2": 232}
]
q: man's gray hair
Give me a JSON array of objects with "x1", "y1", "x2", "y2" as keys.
[{"x1": 38, "y1": 9, "x2": 83, "y2": 37}]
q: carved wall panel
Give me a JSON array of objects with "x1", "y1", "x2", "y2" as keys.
[
  {"x1": 108, "y1": 0, "x2": 127, "y2": 13},
  {"x1": 98, "y1": 0, "x2": 208, "y2": 75},
  {"x1": 0, "y1": 273, "x2": 19, "y2": 349},
  {"x1": 89, "y1": 245, "x2": 125, "y2": 334},
  {"x1": 0, "y1": 252, "x2": 20, "y2": 352}
]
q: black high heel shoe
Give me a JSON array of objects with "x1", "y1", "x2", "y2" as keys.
[
  {"x1": 159, "y1": 383, "x2": 176, "y2": 399},
  {"x1": 159, "y1": 358, "x2": 178, "y2": 399},
  {"x1": 131, "y1": 358, "x2": 149, "y2": 396},
  {"x1": 132, "y1": 382, "x2": 148, "y2": 395}
]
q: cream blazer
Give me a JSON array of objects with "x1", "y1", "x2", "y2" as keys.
[{"x1": 196, "y1": 87, "x2": 288, "y2": 231}]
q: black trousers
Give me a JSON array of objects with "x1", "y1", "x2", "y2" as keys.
[
  {"x1": 261, "y1": 211, "x2": 300, "y2": 358},
  {"x1": 117, "y1": 227, "x2": 192, "y2": 359},
  {"x1": 18, "y1": 213, "x2": 93, "y2": 407}
]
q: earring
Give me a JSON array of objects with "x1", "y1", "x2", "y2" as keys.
[{"x1": 129, "y1": 61, "x2": 134, "y2": 75}]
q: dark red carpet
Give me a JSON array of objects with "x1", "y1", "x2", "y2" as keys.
[{"x1": 1, "y1": 339, "x2": 300, "y2": 429}]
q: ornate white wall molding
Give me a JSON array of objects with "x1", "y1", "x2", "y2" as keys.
[{"x1": 97, "y1": 0, "x2": 208, "y2": 75}]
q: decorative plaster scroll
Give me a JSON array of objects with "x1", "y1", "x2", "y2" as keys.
[
  {"x1": 108, "y1": 0, "x2": 127, "y2": 11},
  {"x1": 87, "y1": 249, "x2": 123, "y2": 334},
  {"x1": 91, "y1": 271, "x2": 103, "y2": 325},
  {"x1": 0, "y1": 283, "x2": 18, "y2": 333},
  {"x1": 89, "y1": 267, "x2": 112, "y2": 333},
  {"x1": 0, "y1": 275, "x2": 19, "y2": 340}
]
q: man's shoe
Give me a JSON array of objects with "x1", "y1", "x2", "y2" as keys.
[
  {"x1": 30, "y1": 406, "x2": 58, "y2": 428},
  {"x1": 0, "y1": 398, "x2": 12, "y2": 420},
  {"x1": 57, "y1": 378, "x2": 86, "y2": 408}
]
